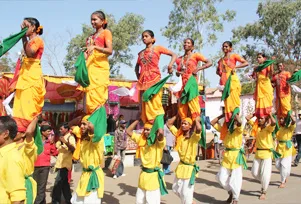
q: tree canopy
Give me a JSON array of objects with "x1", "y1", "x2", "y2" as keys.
[
  {"x1": 64, "y1": 12, "x2": 144, "y2": 76},
  {"x1": 162, "y1": 0, "x2": 236, "y2": 51}
]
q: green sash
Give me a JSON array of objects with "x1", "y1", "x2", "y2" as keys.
[
  {"x1": 284, "y1": 110, "x2": 292, "y2": 128},
  {"x1": 198, "y1": 115, "x2": 206, "y2": 148},
  {"x1": 88, "y1": 107, "x2": 107, "y2": 142},
  {"x1": 180, "y1": 160, "x2": 200, "y2": 185},
  {"x1": 257, "y1": 148, "x2": 282, "y2": 159},
  {"x1": 141, "y1": 166, "x2": 168, "y2": 195},
  {"x1": 180, "y1": 76, "x2": 199, "y2": 104},
  {"x1": 75, "y1": 51, "x2": 90, "y2": 88},
  {"x1": 288, "y1": 69, "x2": 301, "y2": 83},
  {"x1": 25, "y1": 175, "x2": 33, "y2": 204},
  {"x1": 225, "y1": 147, "x2": 248, "y2": 169},
  {"x1": 272, "y1": 114, "x2": 280, "y2": 139},
  {"x1": 147, "y1": 114, "x2": 164, "y2": 146},
  {"x1": 143, "y1": 75, "x2": 171, "y2": 102},
  {"x1": 255, "y1": 60, "x2": 275, "y2": 72},
  {"x1": 34, "y1": 124, "x2": 44, "y2": 155},
  {"x1": 221, "y1": 74, "x2": 231, "y2": 101},
  {"x1": 228, "y1": 107, "x2": 240, "y2": 134},
  {"x1": 279, "y1": 140, "x2": 293, "y2": 149},
  {"x1": 82, "y1": 165, "x2": 100, "y2": 192},
  {"x1": 0, "y1": 28, "x2": 28, "y2": 57}
]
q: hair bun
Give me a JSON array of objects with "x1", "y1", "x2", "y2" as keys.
[{"x1": 36, "y1": 25, "x2": 43, "y2": 35}]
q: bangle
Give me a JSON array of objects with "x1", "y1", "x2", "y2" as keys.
[{"x1": 101, "y1": 47, "x2": 105, "y2": 53}]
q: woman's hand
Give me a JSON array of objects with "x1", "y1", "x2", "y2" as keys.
[
  {"x1": 167, "y1": 65, "x2": 173, "y2": 74},
  {"x1": 86, "y1": 45, "x2": 95, "y2": 55}
]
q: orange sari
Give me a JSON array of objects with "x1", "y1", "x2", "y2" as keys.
[
  {"x1": 13, "y1": 37, "x2": 45, "y2": 132},
  {"x1": 254, "y1": 66, "x2": 273, "y2": 118},
  {"x1": 79, "y1": 29, "x2": 112, "y2": 114},
  {"x1": 217, "y1": 54, "x2": 244, "y2": 122},
  {"x1": 136, "y1": 46, "x2": 172, "y2": 91},
  {"x1": 176, "y1": 53, "x2": 207, "y2": 120},
  {"x1": 272, "y1": 71, "x2": 291, "y2": 117}
]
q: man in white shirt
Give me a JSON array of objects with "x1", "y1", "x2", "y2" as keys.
[{"x1": 293, "y1": 112, "x2": 301, "y2": 166}]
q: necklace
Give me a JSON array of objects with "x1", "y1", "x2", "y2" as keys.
[
  {"x1": 139, "y1": 46, "x2": 154, "y2": 65},
  {"x1": 88, "y1": 29, "x2": 104, "y2": 46},
  {"x1": 180, "y1": 53, "x2": 192, "y2": 72}
]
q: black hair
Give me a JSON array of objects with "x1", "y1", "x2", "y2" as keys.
[
  {"x1": 185, "y1": 38, "x2": 195, "y2": 46},
  {"x1": 24, "y1": 17, "x2": 43, "y2": 35},
  {"x1": 60, "y1": 122, "x2": 70, "y2": 131},
  {"x1": 91, "y1": 10, "x2": 107, "y2": 29},
  {"x1": 223, "y1": 41, "x2": 233, "y2": 48},
  {"x1": 40, "y1": 125, "x2": 52, "y2": 133},
  {"x1": 142, "y1": 30, "x2": 155, "y2": 44},
  {"x1": 257, "y1": 53, "x2": 267, "y2": 58},
  {"x1": 0, "y1": 116, "x2": 18, "y2": 140}
]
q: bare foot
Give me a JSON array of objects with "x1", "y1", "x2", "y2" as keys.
[
  {"x1": 259, "y1": 193, "x2": 266, "y2": 200},
  {"x1": 226, "y1": 193, "x2": 233, "y2": 203},
  {"x1": 232, "y1": 200, "x2": 238, "y2": 204},
  {"x1": 192, "y1": 201, "x2": 196, "y2": 204},
  {"x1": 279, "y1": 183, "x2": 285, "y2": 188}
]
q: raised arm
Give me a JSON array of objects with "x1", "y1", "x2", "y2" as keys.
[
  {"x1": 126, "y1": 120, "x2": 139, "y2": 138},
  {"x1": 25, "y1": 116, "x2": 39, "y2": 143},
  {"x1": 195, "y1": 116, "x2": 201, "y2": 134},
  {"x1": 166, "y1": 51, "x2": 177, "y2": 74},
  {"x1": 166, "y1": 116, "x2": 177, "y2": 129},
  {"x1": 235, "y1": 58, "x2": 249, "y2": 69},
  {"x1": 195, "y1": 58, "x2": 213, "y2": 73},
  {"x1": 211, "y1": 114, "x2": 224, "y2": 127},
  {"x1": 269, "y1": 113, "x2": 276, "y2": 127},
  {"x1": 235, "y1": 113, "x2": 242, "y2": 127},
  {"x1": 291, "y1": 114, "x2": 296, "y2": 125}
]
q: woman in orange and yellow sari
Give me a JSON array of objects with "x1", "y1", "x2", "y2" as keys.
[
  {"x1": 135, "y1": 30, "x2": 177, "y2": 124},
  {"x1": 175, "y1": 38, "x2": 212, "y2": 120},
  {"x1": 216, "y1": 41, "x2": 248, "y2": 123},
  {"x1": 81, "y1": 10, "x2": 113, "y2": 114},
  {"x1": 272, "y1": 62, "x2": 291, "y2": 118},
  {"x1": 254, "y1": 53, "x2": 274, "y2": 118},
  {"x1": 13, "y1": 17, "x2": 45, "y2": 132}
]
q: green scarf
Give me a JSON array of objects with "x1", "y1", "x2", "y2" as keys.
[
  {"x1": 141, "y1": 166, "x2": 168, "y2": 195},
  {"x1": 143, "y1": 75, "x2": 171, "y2": 102},
  {"x1": 34, "y1": 124, "x2": 44, "y2": 155},
  {"x1": 180, "y1": 160, "x2": 200, "y2": 185},
  {"x1": 270, "y1": 148, "x2": 282, "y2": 159},
  {"x1": 75, "y1": 51, "x2": 90, "y2": 88},
  {"x1": 225, "y1": 148, "x2": 248, "y2": 170},
  {"x1": 228, "y1": 107, "x2": 240, "y2": 134},
  {"x1": 0, "y1": 28, "x2": 28, "y2": 57},
  {"x1": 272, "y1": 114, "x2": 280, "y2": 139},
  {"x1": 147, "y1": 114, "x2": 164, "y2": 146},
  {"x1": 25, "y1": 175, "x2": 33, "y2": 204},
  {"x1": 221, "y1": 74, "x2": 231, "y2": 101},
  {"x1": 284, "y1": 110, "x2": 292, "y2": 128},
  {"x1": 288, "y1": 69, "x2": 301, "y2": 83},
  {"x1": 279, "y1": 140, "x2": 293, "y2": 149},
  {"x1": 198, "y1": 115, "x2": 206, "y2": 148},
  {"x1": 83, "y1": 165, "x2": 100, "y2": 192},
  {"x1": 180, "y1": 76, "x2": 199, "y2": 104},
  {"x1": 88, "y1": 107, "x2": 107, "y2": 142},
  {"x1": 255, "y1": 60, "x2": 275, "y2": 72}
]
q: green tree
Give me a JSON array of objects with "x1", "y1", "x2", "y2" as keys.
[
  {"x1": 232, "y1": 0, "x2": 301, "y2": 62},
  {"x1": 0, "y1": 54, "x2": 14, "y2": 72},
  {"x1": 162, "y1": 0, "x2": 236, "y2": 51},
  {"x1": 64, "y1": 13, "x2": 144, "y2": 76}
]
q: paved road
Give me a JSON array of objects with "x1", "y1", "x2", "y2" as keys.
[{"x1": 46, "y1": 155, "x2": 300, "y2": 203}]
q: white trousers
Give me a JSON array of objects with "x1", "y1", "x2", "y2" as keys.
[
  {"x1": 71, "y1": 191, "x2": 101, "y2": 204},
  {"x1": 216, "y1": 166, "x2": 242, "y2": 201},
  {"x1": 251, "y1": 158, "x2": 272, "y2": 192},
  {"x1": 172, "y1": 177, "x2": 194, "y2": 204},
  {"x1": 275, "y1": 156, "x2": 292, "y2": 183},
  {"x1": 136, "y1": 187, "x2": 160, "y2": 204}
]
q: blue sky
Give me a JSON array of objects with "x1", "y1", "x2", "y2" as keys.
[{"x1": 0, "y1": 0, "x2": 260, "y2": 87}]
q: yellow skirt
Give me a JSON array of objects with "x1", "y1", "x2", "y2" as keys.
[
  {"x1": 224, "y1": 74, "x2": 241, "y2": 122},
  {"x1": 255, "y1": 77, "x2": 273, "y2": 117},
  {"x1": 276, "y1": 95, "x2": 291, "y2": 117},
  {"x1": 14, "y1": 58, "x2": 45, "y2": 131},
  {"x1": 81, "y1": 51, "x2": 110, "y2": 114},
  {"x1": 178, "y1": 96, "x2": 200, "y2": 121},
  {"x1": 141, "y1": 90, "x2": 165, "y2": 124}
]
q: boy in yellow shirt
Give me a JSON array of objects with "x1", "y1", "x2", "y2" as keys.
[
  {"x1": 211, "y1": 113, "x2": 246, "y2": 204},
  {"x1": 166, "y1": 116, "x2": 201, "y2": 204},
  {"x1": 276, "y1": 114, "x2": 296, "y2": 188},
  {"x1": 71, "y1": 115, "x2": 105, "y2": 203},
  {"x1": 126, "y1": 118, "x2": 167, "y2": 204},
  {"x1": 247, "y1": 113, "x2": 276, "y2": 200},
  {"x1": 0, "y1": 116, "x2": 26, "y2": 204},
  {"x1": 14, "y1": 117, "x2": 39, "y2": 204}
]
